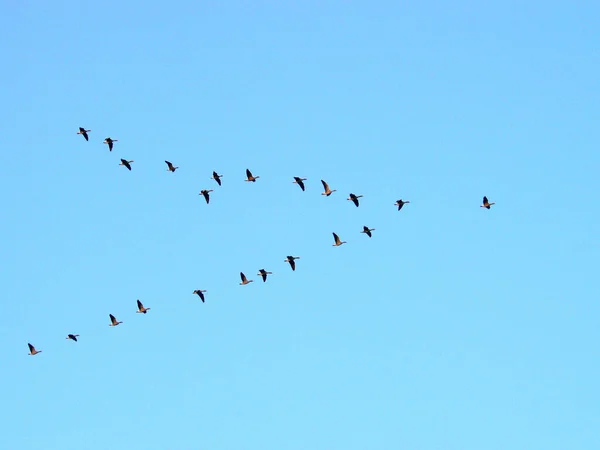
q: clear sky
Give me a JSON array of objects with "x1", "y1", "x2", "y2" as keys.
[{"x1": 1, "y1": 1, "x2": 599, "y2": 449}]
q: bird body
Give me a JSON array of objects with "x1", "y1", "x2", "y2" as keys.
[
  {"x1": 284, "y1": 255, "x2": 300, "y2": 271},
  {"x1": 28, "y1": 343, "x2": 42, "y2": 355},
  {"x1": 258, "y1": 269, "x2": 272, "y2": 282},
  {"x1": 347, "y1": 193, "x2": 363, "y2": 207},
  {"x1": 212, "y1": 171, "x2": 223, "y2": 186},
  {"x1": 200, "y1": 189, "x2": 213, "y2": 204},
  {"x1": 240, "y1": 272, "x2": 254, "y2": 285},
  {"x1": 245, "y1": 169, "x2": 260, "y2": 182},
  {"x1": 77, "y1": 127, "x2": 90, "y2": 141},
  {"x1": 103, "y1": 137, "x2": 118, "y2": 151},
  {"x1": 165, "y1": 161, "x2": 179, "y2": 172},
  {"x1": 109, "y1": 314, "x2": 122, "y2": 326},
  {"x1": 66, "y1": 334, "x2": 80, "y2": 342},
  {"x1": 119, "y1": 159, "x2": 134, "y2": 170},
  {"x1": 361, "y1": 226, "x2": 375, "y2": 237},
  {"x1": 321, "y1": 180, "x2": 336, "y2": 196},
  {"x1": 395, "y1": 199, "x2": 410, "y2": 211},
  {"x1": 481, "y1": 196, "x2": 495, "y2": 209},
  {"x1": 293, "y1": 177, "x2": 307, "y2": 191},
  {"x1": 136, "y1": 299, "x2": 150, "y2": 314},
  {"x1": 193, "y1": 289, "x2": 207, "y2": 302},
  {"x1": 332, "y1": 232, "x2": 347, "y2": 246}
]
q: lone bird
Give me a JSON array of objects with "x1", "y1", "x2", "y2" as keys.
[
  {"x1": 395, "y1": 199, "x2": 410, "y2": 211},
  {"x1": 257, "y1": 269, "x2": 272, "y2": 282},
  {"x1": 284, "y1": 255, "x2": 300, "y2": 271},
  {"x1": 481, "y1": 196, "x2": 495, "y2": 209},
  {"x1": 109, "y1": 314, "x2": 122, "y2": 327},
  {"x1": 136, "y1": 299, "x2": 151, "y2": 314},
  {"x1": 332, "y1": 232, "x2": 347, "y2": 246},
  {"x1": 321, "y1": 180, "x2": 336, "y2": 196},
  {"x1": 293, "y1": 177, "x2": 307, "y2": 191},
  {"x1": 119, "y1": 159, "x2": 134, "y2": 171},
  {"x1": 361, "y1": 226, "x2": 375, "y2": 237},
  {"x1": 245, "y1": 169, "x2": 260, "y2": 182},
  {"x1": 193, "y1": 289, "x2": 207, "y2": 303},
  {"x1": 240, "y1": 272, "x2": 254, "y2": 285},
  {"x1": 66, "y1": 334, "x2": 80, "y2": 342},
  {"x1": 199, "y1": 189, "x2": 213, "y2": 204},
  {"x1": 28, "y1": 343, "x2": 42, "y2": 355},
  {"x1": 347, "y1": 193, "x2": 363, "y2": 207},
  {"x1": 212, "y1": 171, "x2": 223, "y2": 186},
  {"x1": 165, "y1": 161, "x2": 178, "y2": 172},
  {"x1": 77, "y1": 127, "x2": 91, "y2": 141},
  {"x1": 103, "y1": 137, "x2": 118, "y2": 151}
]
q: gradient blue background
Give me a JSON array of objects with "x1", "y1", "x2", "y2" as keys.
[{"x1": 1, "y1": 1, "x2": 599, "y2": 449}]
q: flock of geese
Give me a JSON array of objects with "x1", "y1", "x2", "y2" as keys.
[{"x1": 25, "y1": 126, "x2": 497, "y2": 356}]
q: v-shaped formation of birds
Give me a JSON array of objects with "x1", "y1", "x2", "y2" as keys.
[{"x1": 25, "y1": 127, "x2": 497, "y2": 356}]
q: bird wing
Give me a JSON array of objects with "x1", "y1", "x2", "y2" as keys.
[
  {"x1": 483, "y1": 196, "x2": 488, "y2": 205},
  {"x1": 203, "y1": 191, "x2": 210, "y2": 203},
  {"x1": 246, "y1": 169, "x2": 253, "y2": 178},
  {"x1": 299, "y1": 180, "x2": 305, "y2": 191},
  {"x1": 260, "y1": 270, "x2": 267, "y2": 282},
  {"x1": 289, "y1": 259, "x2": 296, "y2": 270},
  {"x1": 28, "y1": 343, "x2": 34, "y2": 352},
  {"x1": 321, "y1": 180, "x2": 329, "y2": 190},
  {"x1": 333, "y1": 232, "x2": 340, "y2": 243},
  {"x1": 199, "y1": 291, "x2": 205, "y2": 302},
  {"x1": 137, "y1": 300, "x2": 143, "y2": 310},
  {"x1": 110, "y1": 314, "x2": 117, "y2": 324},
  {"x1": 240, "y1": 272, "x2": 247, "y2": 282},
  {"x1": 108, "y1": 141, "x2": 113, "y2": 151}
]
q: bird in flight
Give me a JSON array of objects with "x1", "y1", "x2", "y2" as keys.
[
  {"x1": 119, "y1": 159, "x2": 134, "y2": 171},
  {"x1": 481, "y1": 196, "x2": 495, "y2": 209},
  {"x1": 293, "y1": 177, "x2": 307, "y2": 191},
  {"x1": 77, "y1": 127, "x2": 90, "y2": 141},
  {"x1": 212, "y1": 171, "x2": 223, "y2": 186},
  {"x1": 193, "y1": 289, "x2": 207, "y2": 303},
  {"x1": 136, "y1": 299, "x2": 151, "y2": 314},
  {"x1": 109, "y1": 314, "x2": 123, "y2": 326},
  {"x1": 245, "y1": 169, "x2": 260, "y2": 182},
  {"x1": 360, "y1": 226, "x2": 375, "y2": 237},
  {"x1": 240, "y1": 272, "x2": 254, "y2": 285},
  {"x1": 347, "y1": 193, "x2": 363, "y2": 207},
  {"x1": 332, "y1": 232, "x2": 347, "y2": 247},
  {"x1": 257, "y1": 269, "x2": 272, "y2": 282},
  {"x1": 28, "y1": 343, "x2": 42, "y2": 355},
  {"x1": 103, "y1": 137, "x2": 118, "y2": 151},
  {"x1": 199, "y1": 189, "x2": 213, "y2": 204},
  {"x1": 284, "y1": 255, "x2": 300, "y2": 271},
  {"x1": 66, "y1": 334, "x2": 80, "y2": 342},
  {"x1": 165, "y1": 161, "x2": 179, "y2": 172},
  {"x1": 321, "y1": 180, "x2": 336, "y2": 196},
  {"x1": 394, "y1": 199, "x2": 410, "y2": 211}
]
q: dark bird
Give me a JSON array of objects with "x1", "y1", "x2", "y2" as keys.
[
  {"x1": 240, "y1": 272, "x2": 254, "y2": 285},
  {"x1": 245, "y1": 169, "x2": 260, "y2": 182},
  {"x1": 481, "y1": 196, "x2": 495, "y2": 209},
  {"x1": 193, "y1": 289, "x2": 207, "y2": 303},
  {"x1": 321, "y1": 179, "x2": 336, "y2": 196},
  {"x1": 257, "y1": 269, "x2": 272, "y2": 282},
  {"x1": 103, "y1": 137, "x2": 118, "y2": 151},
  {"x1": 332, "y1": 232, "x2": 347, "y2": 246},
  {"x1": 136, "y1": 299, "x2": 150, "y2": 314},
  {"x1": 212, "y1": 171, "x2": 223, "y2": 186},
  {"x1": 109, "y1": 314, "x2": 122, "y2": 327},
  {"x1": 394, "y1": 199, "x2": 410, "y2": 211},
  {"x1": 293, "y1": 177, "x2": 307, "y2": 191},
  {"x1": 28, "y1": 343, "x2": 42, "y2": 355},
  {"x1": 347, "y1": 193, "x2": 363, "y2": 207},
  {"x1": 284, "y1": 255, "x2": 300, "y2": 271},
  {"x1": 165, "y1": 161, "x2": 179, "y2": 172},
  {"x1": 361, "y1": 226, "x2": 375, "y2": 237},
  {"x1": 119, "y1": 159, "x2": 133, "y2": 171},
  {"x1": 77, "y1": 127, "x2": 90, "y2": 141},
  {"x1": 66, "y1": 334, "x2": 80, "y2": 342},
  {"x1": 199, "y1": 189, "x2": 213, "y2": 204}
]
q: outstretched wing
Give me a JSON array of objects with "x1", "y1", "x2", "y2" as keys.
[
  {"x1": 321, "y1": 179, "x2": 329, "y2": 191},
  {"x1": 28, "y1": 343, "x2": 35, "y2": 352},
  {"x1": 240, "y1": 272, "x2": 247, "y2": 282},
  {"x1": 137, "y1": 300, "x2": 143, "y2": 310},
  {"x1": 246, "y1": 168, "x2": 253, "y2": 178}
]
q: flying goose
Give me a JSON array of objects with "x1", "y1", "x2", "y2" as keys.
[
  {"x1": 240, "y1": 272, "x2": 254, "y2": 285},
  {"x1": 481, "y1": 196, "x2": 495, "y2": 209},
  {"x1": 361, "y1": 226, "x2": 375, "y2": 237},
  {"x1": 332, "y1": 232, "x2": 347, "y2": 246},
  {"x1": 347, "y1": 193, "x2": 363, "y2": 207},
  {"x1": 165, "y1": 161, "x2": 178, "y2": 172},
  {"x1": 212, "y1": 171, "x2": 223, "y2": 186},
  {"x1": 394, "y1": 199, "x2": 410, "y2": 211},
  {"x1": 66, "y1": 334, "x2": 80, "y2": 342},
  {"x1": 77, "y1": 127, "x2": 90, "y2": 141},
  {"x1": 119, "y1": 159, "x2": 134, "y2": 171},
  {"x1": 257, "y1": 269, "x2": 272, "y2": 282},
  {"x1": 245, "y1": 169, "x2": 260, "y2": 182},
  {"x1": 321, "y1": 180, "x2": 336, "y2": 196},
  {"x1": 136, "y1": 299, "x2": 150, "y2": 314},
  {"x1": 103, "y1": 137, "x2": 118, "y2": 151},
  {"x1": 293, "y1": 177, "x2": 307, "y2": 191},
  {"x1": 28, "y1": 343, "x2": 42, "y2": 355},
  {"x1": 284, "y1": 255, "x2": 300, "y2": 271},
  {"x1": 193, "y1": 289, "x2": 207, "y2": 303},
  {"x1": 109, "y1": 314, "x2": 122, "y2": 326},
  {"x1": 199, "y1": 189, "x2": 213, "y2": 204}
]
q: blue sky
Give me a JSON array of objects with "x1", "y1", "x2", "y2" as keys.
[{"x1": 1, "y1": 1, "x2": 599, "y2": 449}]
